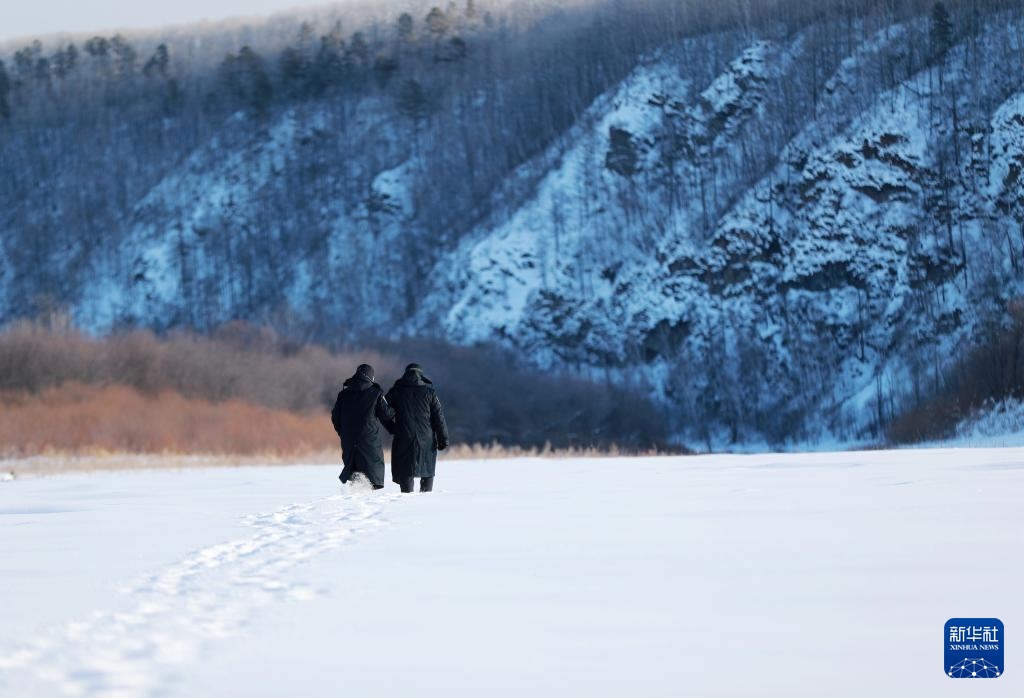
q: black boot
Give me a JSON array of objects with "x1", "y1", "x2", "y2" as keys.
[
  {"x1": 399, "y1": 477, "x2": 415, "y2": 493},
  {"x1": 419, "y1": 477, "x2": 434, "y2": 493}
]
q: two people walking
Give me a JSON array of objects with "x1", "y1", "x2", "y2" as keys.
[{"x1": 331, "y1": 363, "x2": 449, "y2": 493}]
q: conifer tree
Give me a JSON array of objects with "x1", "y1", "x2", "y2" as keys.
[{"x1": 0, "y1": 59, "x2": 10, "y2": 120}]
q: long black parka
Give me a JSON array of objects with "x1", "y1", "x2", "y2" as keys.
[
  {"x1": 331, "y1": 373, "x2": 395, "y2": 488},
  {"x1": 385, "y1": 368, "x2": 449, "y2": 483}
]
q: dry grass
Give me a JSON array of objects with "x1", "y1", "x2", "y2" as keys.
[
  {"x1": 441, "y1": 442, "x2": 670, "y2": 459},
  {"x1": 0, "y1": 451, "x2": 341, "y2": 478},
  {"x1": 2, "y1": 438, "x2": 677, "y2": 478}
]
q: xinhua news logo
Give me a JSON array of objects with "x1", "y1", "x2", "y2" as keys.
[{"x1": 945, "y1": 618, "x2": 1003, "y2": 678}]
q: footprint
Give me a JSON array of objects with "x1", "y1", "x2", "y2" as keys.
[{"x1": 0, "y1": 490, "x2": 399, "y2": 697}]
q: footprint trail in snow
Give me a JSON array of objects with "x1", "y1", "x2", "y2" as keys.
[{"x1": 0, "y1": 489, "x2": 399, "y2": 697}]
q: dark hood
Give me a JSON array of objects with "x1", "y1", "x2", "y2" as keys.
[
  {"x1": 343, "y1": 374, "x2": 377, "y2": 390},
  {"x1": 395, "y1": 369, "x2": 432, "y2": 387}
]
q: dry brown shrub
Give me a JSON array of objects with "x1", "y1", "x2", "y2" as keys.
[
  {"x1": 0, "y1": 321, "x2": 675, "y2": 454},
  {"x1": 0, "y1": 383, "x2": 336, "y2": 457},
  {"x1": 0, "y1": 321, "x2": 401, "y2": 411}
]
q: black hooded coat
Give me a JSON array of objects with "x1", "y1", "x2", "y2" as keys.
[
  {"x1": 331, "y1": 372, "x2": 395, "y2": 487},
  {"x1": 385, "y1": 368, "x2": 449, "y2": 482}
]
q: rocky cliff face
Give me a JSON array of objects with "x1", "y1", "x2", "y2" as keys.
[{"x1": 421, "y1": 17, "x2": 1024, "y2": 444}]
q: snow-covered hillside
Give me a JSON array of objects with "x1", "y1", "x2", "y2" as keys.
[
  {"x1": 79, "y1": 100, "x2": 419, "y2": 333},
  {"x1": 3, "y1": 3, "x2": 1024, "y2": 446},
  {"x1": 423, "y1": 16, "x2": 1024, "y2": 444},
  {"x1": 2, "y1": 452, "x2": 1023, "y2": 696}
]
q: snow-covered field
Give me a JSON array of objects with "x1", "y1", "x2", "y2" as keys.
[{"x1": 1, "y1": 450, "x2": 1022, "y2": 697}]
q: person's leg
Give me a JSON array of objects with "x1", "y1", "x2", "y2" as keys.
[
  {"x1": 399, "y1": 477, "x2": 415, "y2": 493},
  {"x1": 419, "y1": 477, "x2": 434, "y2": 492}
]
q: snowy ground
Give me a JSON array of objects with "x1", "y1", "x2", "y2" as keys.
[{"x1": 1, "y1": 450, "x2": 1022, "y2": 697}]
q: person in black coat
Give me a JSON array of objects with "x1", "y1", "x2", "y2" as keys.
[
  {"x1": 385, "y1": 363, "x2": 449, "y2": 493},
  {"x1": 331, "y1": 364, "x2": 395, "y2": 490}
]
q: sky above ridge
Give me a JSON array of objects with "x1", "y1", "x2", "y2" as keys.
[{"x1": 3, "y1": 0, "x2": 317, "y2": 42}]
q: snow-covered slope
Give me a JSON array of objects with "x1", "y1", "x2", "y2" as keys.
[
  {"x1": 79, "y1": 100, "x2": 420, "y2": 334},
  {"x1": 2, "y1": 452, "x2": 1024, "y2": 696},
  {"x1": 422, "y1": 17, "x2": 1024, "y2": 444},
  {"x1": 7, "y1": 11, "x2": 1022, "y2": 446}
]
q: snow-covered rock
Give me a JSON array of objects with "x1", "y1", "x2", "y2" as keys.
[{"x1": 422, "y1": 17, "x2": 1024, "y2": 445}]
